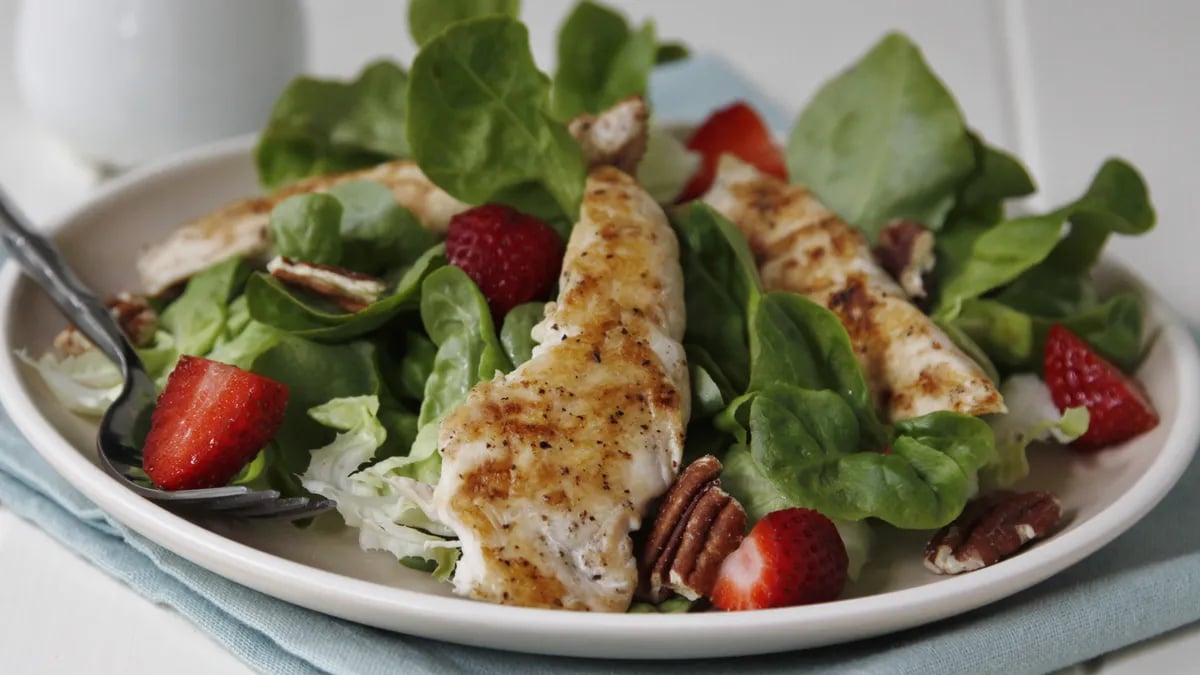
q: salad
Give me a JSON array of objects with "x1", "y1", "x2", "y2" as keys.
[{"x1": 23, "y1": 0, "x2": 1160, "y2": 614}]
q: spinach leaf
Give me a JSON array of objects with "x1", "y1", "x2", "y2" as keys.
[
  {"x1": 551, "y1": 1, "x2": 658, "y2": 119},
  {"x1": 256, "y1": 61, "x2": 409, "y2": 190},
  {"x1": 935, "y1": 159, "x2": 1154, "y2": 319},
  {"x1": 408, "y1": 0, "x2": 520, "y2": 46},
  {"x1": 992, "y1": 267, "x2": 1099, "y2": 318},
  {"x1": 672, "y1": 203, "x2": 760, "y2": 393},
  {"x1": 328, "y1": 181, "x2": 437, "y2": 275},
  {"x1": 269, "y1": 194, "x2": 343, "y2": 265},
  {"x1": 1041, "y1": 158, "x2": 1155, "y2": 275},
  {"x1": 655, "y1": 42, "x2": 689, "y2": 65},
  {"x1": 748, "y1": 292, "x2": 887, "y2": 447},
  {"x1": 393, "y1": 266, "x2": 513, "y2": 482},
  {"x1": 407, "y1": 16, "x2": 587, "y2": 220},
  {"x1": 222, "y1": 295, "x2": 252, "y2": 341},
  {"x1": 251, "y1": 338, "x2": 382, "y2": 494},
  {"x1": 245, "y1": 244, "x2": 445, "y2": 341},
  {"x1": 955, "y1": 293, "x2": 1144, "y2": 374},
  {"x1": 687, "y1": 345, "x2": 738, "y2": 420},
  {"x1": 787, "y1": 32, "x2": 974, "y2": 239},
  {"x1": 499, "y1": 301, "x2": 544, "y2": 368},
  {"x1": 934, "y1": 212, "x2": 1065, "y2": 318},
  {"x1": 390, "y1": 331, "x2": 437, "y2": 404},
  {"x1": 950, "y1": 134, "x2": 1036, "y2": 224},
  {"x1": 417, "y1": 265, "x2": 513, "y2": 428},
  {"x1": 159, "y1": 257, "x2": 249, "y2": 357},
  {"x1": 720, "y1": 384, "x2": 994, "y2": 529}
]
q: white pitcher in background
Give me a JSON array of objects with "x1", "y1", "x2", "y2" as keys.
[{"x1": 14, "y1": 0, "x2": 308, "y2": 169}]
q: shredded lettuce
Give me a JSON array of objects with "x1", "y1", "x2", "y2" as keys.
[
  {"x1": 17, "y1": 330, "x2": 178, "y2": 416},
  {"x1": 18, "y1": 347, "x2": 122, "y2": 416},
  {"x1": 299, "y1": 396, "x2": 459, "y2": 579},
  {"x1": 982, "y1": 374, "x2": 1089, "y2": 488},
  {"x1": 639, "y1": 125, "x2": 701, "y2": 204}
]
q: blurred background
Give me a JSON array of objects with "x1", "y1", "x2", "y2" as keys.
[{"x1": 1, "y1": 0, "x2": 1197, "y2": 322}]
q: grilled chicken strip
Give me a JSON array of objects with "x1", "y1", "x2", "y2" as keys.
[
  {"x1": 136, "y1": 161, "x2": 468, "y2": 294},
  {"x1": 702, "y1": 155, "x2": 1004, "y2": 421},
  {"x1": 433, "y1": 167, "x2": 688, "y2": 611}
]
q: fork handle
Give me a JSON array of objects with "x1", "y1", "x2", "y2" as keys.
[{"x1": 0, "y1": 187, "x2": 140, "y2": 370}]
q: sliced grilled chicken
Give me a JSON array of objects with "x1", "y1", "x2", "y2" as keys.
[
  {"x1": 568, "y1": 96, "x2": 649, "y2": 175},
  {"x1": 702, "y1": 155, "x2": 1004, "y2": 421},
  {"x1": 136, "y1": 160, "x2": 467, "y2": 294},
  {"x1": 433, "y1": 167, "x2": 688, "y2": 611}
]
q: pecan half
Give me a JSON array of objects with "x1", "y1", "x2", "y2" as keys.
[
  {"x1": 638, "y1": 455, "x2": 747, "y2": 602},
  {"x1": 874, "y1": 220, "x2": 935, "y2": 299},
  {"x1": 53, "y1": 292, "x2": 158, "y2": 355},
  {"x1": 267, "y1": 256, "x2": 386, "y2": 312},
  {"x1": 924, "y1": 490, "x2": 1061, "y2": 574},
  {"x1": 568, "y1": 95, "x2": 649, "y2": 175}
]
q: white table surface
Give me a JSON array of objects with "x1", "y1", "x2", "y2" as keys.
[{"x1": 2, "y1": 1, "x2": 1199, "y2": 673}]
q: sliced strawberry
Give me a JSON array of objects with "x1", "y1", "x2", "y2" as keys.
[
  {"x1": 142, "y1": 356, "x2": 289, "y2": 490},
  {"x1": 677, "y1": 101, "x2": 788, "y2": 203},
  {"x1": 710, "y1": 507, "x2": 848, "y2": 611},
  {"x1": 445, "y1": 203, "x2": 564, "y2": 321},
  {"x1": 1043, "y1": 324, "x2": 1158, "y2": 451}
]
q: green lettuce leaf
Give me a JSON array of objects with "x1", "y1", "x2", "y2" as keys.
[
  {"x1": 256, "y1": 61, "x2": 409, "y2": 190},
  {"x1": 407, "y1": 16, "x2": 587, "y2": 221},
  {"x1": 787, "y1": 32, "x2": 974, "y2": 239}
]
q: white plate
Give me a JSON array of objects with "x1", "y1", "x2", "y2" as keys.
[{"x1": 0, "y1": 137, "x2": 1197, "y2": 660}]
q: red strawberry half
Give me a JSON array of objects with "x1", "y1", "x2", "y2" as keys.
[
  {"x1": 710, "y1": 507, "x2": 848, "y2": 611},
  {"x1": 1043, "y1": 324, "x2": 1158, "y2": 451},
  {"x1": 677, "y1": 101, "x2": 788, "y2": 203},
  {"x1": 445, "y1": 203, "x2": 564, "y2": 321},
  {"x1": 142, "y1": 356, "x2": 289, "y2": 490}
]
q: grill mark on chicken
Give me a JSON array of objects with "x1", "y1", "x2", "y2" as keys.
[{"x1": 702, "y1": 155, "x2": 1004, "y2": 420}]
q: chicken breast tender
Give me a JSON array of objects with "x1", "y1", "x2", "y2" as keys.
[
  {"x1": 702, "y1": 155, "x2": 1004, "y2": 421},
  {"x1": 433, "y1": 167, "x2": 688, "y2": 611},
  {"x1": 137, "y1": 160, "x2": 467, "y2": 294}
]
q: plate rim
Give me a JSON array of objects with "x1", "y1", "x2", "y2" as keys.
[{"x1": 1, "y1": 136, "x2": 1197, "y2": 659}]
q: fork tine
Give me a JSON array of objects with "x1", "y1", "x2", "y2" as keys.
[
  {"x1": 142, "y1": 484, "x2": 253, "y2": 503},
  {"x1": 234, "y1": 497, "x2": 337, "y2": 520},
  {"x1": 195, "y1": 490, "x2": 284, "y2": 511}
]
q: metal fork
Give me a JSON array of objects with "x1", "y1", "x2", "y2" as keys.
[{"x1": 0, "y1": 188, "x2": 334, "y2": 520}]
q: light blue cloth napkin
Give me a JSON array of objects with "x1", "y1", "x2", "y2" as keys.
[{"x1": 2, "y1": 55, "x2": 1199, "y2": 675}]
